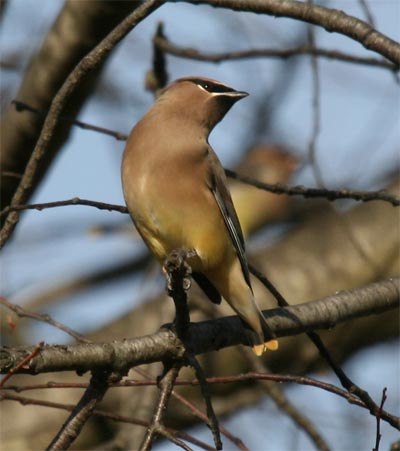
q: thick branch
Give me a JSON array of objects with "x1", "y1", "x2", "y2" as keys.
[
  {"x1": 1, "y1": 278, "x2": 397, "y2": 376},
  {"x1": 183, "y1": 0, "x2": 400, "y2": 65}
]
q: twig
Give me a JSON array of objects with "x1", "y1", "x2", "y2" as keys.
[
  {"x1": 0, "y1": 297, "x2": 89, "y2": 343},
  {"x1": 307, "y1": 9, "x2": 325, "y2": 187},
  {"x1": 358, "y1": 0, "x2": 375, "y2": 28},
  {"x1": 0, "y1": 373, "x2": 366, "y2": 407},
  {"x1": 0, "y1": 0, "x2": 163, "y2": 248},
  {"x1": 249, "y1": 266, "x2": 400, "y2": 431},
  {"x1": 181, "y1": 0, "x2": 400, "y2": 65},
  {"x1": 7, "y1": 103, "x2": 400, "y2": 207},
  {"x1": 172, "y1": 390, "x2": 248, "y2": 451},
  {"x1": 46, "y1": 369, "x2": 114, "y2": 451},
  {"x1": 11, "y1": 100, "x2": 129, "y2": 141},
  {"x1": 0, "y1": 341, "x2": 44, "y2": 388},
  {"x1": 135, "y1": 366, "x2": 245, "y2": 450},
  {"x1": 225, "y1": 170, "x2": 400, "y2": 206},
  {"x1": 3, "y1": 371, "x2": 399, "y2": 437},
  {"x1": 373, "y1": 387, "x2": 387, "y2": 451},
  {"x1": 145, "y1": 22, "x2": 169, "y2": 95},
  {"x1": 242, "y1": 347, "x2": 330, "y2": 451},
  {"x1": 154, "y1": 34, "x2": 397, "y2": 71},
  {"x1": 186, "y1": 355, "x2": 222, "y2": 450},
  {"x1": 0, "y1": 197, "x2": 128, "y2": 218},
  {"x1": 0, "y1": 392, "x2": 215, "y2": 451},
  {"x1": 140, "y1": 364, "x2": 182, "y2": 451},
  {"x1": 1, "y1": 184, "x2": 398, "y2": 224}
]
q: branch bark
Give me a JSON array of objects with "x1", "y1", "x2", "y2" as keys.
[
  {"x1": 1, "y1": 278, "x2": 398, "y2": 376},
  {"x1": 182, "y1": 0, "x2": 400, "y2": 65}
]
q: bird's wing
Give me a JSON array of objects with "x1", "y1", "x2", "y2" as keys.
[
  {"x1": 192, "y1": 272, "x2": 221, "y2": 304},
  {"x1": 206, "y1": 147, "x2": 252, "y2": 290}
]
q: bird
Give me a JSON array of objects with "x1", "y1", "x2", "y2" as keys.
[{"x1": 121, "y1": 76, "x2": 278, "y2": 355}]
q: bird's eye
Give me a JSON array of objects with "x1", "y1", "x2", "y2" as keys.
[{"x1": 190, "y1": 79, "x2": 235, "y2": 94}]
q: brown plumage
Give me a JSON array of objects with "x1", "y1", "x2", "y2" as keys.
[{"x1": 121, "y1": 77, "x2": 278, "y2": 355}]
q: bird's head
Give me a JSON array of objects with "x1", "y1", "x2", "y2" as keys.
[{"x1": 155, "y1": 76, "x2": 249, "y2": 133}]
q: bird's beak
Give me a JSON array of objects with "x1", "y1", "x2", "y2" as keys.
[{"x1": 227, "y1": 91, "x2": 249, "y2": 100}]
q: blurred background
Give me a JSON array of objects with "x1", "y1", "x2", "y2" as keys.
[{"x1": 1, "y1": 1, "x2": 399, "y2": 450}]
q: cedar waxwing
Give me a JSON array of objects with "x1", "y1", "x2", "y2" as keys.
[{"x1": 121, "y1": 77, "x2": 278, "y2": 355}]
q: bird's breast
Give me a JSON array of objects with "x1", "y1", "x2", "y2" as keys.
[{"x1": 122, "y1": 157, "x2": 230, "y2": 271}]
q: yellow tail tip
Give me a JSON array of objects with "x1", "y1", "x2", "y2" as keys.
[{"x1": 252, "y1": 339, "x2": 279, "y2": 356}]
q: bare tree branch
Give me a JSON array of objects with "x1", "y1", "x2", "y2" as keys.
[
  {"x1": 182, "y1": 0, "x2": 400, "y2": 65},
  {"x1": 154, "y1": 34, "x2": 398, "y2": 71},
  {"x1": 242, "y1": 348, "x2": 330, "y2": 451},
  {"x1": 1, "y1": 180, "x2": 398, "y2": 223},
  {"x1": 0, "y1": 392, "x2": 216, "y2": 451},
  {"x1": 140, "y1": 364, "x2": 183, "y2": 451},
  {"x1": 225, "y1": 171, "x2": 400, "y2": 205},
  {"x1": 0, "y1": 297, "x2": 89, "y2": 343},
  {"x1": 1, "y1": 278, "x2": 397, "y2": 376},
  {"x1": 11, "y1": 100, "x2": 129, "y2": 141}
]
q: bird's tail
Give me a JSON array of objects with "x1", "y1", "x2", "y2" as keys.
[{"x1": 246, "y1": 311, "x2": 279, "y2": 356}]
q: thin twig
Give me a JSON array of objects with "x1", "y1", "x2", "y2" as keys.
[
  {"x1": 307, "y1": 10, "x2": 325, "y2": 187},
  {"x1": 0, "y1": 342, "x2": 44, "y2": 388},
  {"x1": 0, "y1": 197, "x2": 128, "y2": 218},
  {"x1": 249, "y1": 266, "x2": 400, "y2": 431},
  {"x1": 0, "y1": 373, "x2": 367, "y2": 407},
  {"x1": 242, "y1": 347, "x2": 331, "y2": 451},
  {"x1": 11, "y1": 100, "x2": 129, "y2": 141},
  {"x1": 145, "y1": 22, "x2": 169, "y2": 95},
  {"x1": 373, "y1": 387, "x2": 387, "y2": 451},
  {"x1": 172, "y1": 390, "x2": 249, "y2": 451},
  {"x1": 154, "y1": 34, "x2": 397, "y2": 71},
  {"x1": 186, "y1": 355, "x2": 223, "y2": 450},
  {"x1": 135, "y1": 366, "x2": 247, "y2": 450},
  {"x1": 1, "y1": 185, "x2": 398, "y2": 223},
  {"x1": 8, "y1": 103, "x2": 400, "y2": 207},
  {"x1": 3, "y1": 371, "x2": 399, "y2": 434},
  {"x1": 140, "y1": 364, "x2": 181, "y2": 451},
  {"x1": 0, "y1": 392, "x2": 215, "y2": 451},
  {"x1": 358, "y1": 0, "x2": 375, "y2": 28},
  {"x1": 225, "y1": 170, "x2": 400, "y2": 206},
  {"x1": 0, "y1": 297, "x2": 89, "y2": 343}
]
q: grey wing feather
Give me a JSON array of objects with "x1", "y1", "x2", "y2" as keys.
[{"x1": 206, "y1": 148, "x2": 252, "y2": 290}]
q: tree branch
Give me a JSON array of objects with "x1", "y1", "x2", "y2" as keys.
[
  {"x1": 225, "y1": 170, "x2": 400, "y2": 206},
  {"x1": 182, "y1": 0, "x2": 400, "y2": 65},
  {"x1": 154, "y1": 34, "x2": 398, "y2": 71},
  {"x1": 1, "y1": 278, "x2": 397, "y2": 376}
]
